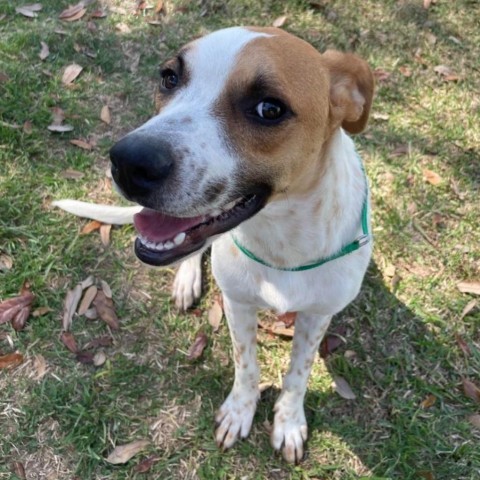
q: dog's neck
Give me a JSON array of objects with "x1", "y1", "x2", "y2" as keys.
[{"x1": 232, "y1": 129, "x2": 367, "y2": 269}]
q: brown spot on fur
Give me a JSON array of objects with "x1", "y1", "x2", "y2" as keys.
[{"x1": 230, "y1": 244, "x2": 239, "y2": 257}]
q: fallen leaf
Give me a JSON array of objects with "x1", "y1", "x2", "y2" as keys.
[
  {"x1": 208, "y1": 300, "x2": 223, "y2": 332},
  {"x1": 77, "y1": 285, "x2": 97, "y2": 315},
  {"x1": 93, "y1": 351, "x2": 106, "y2": 366},
  {"x1": 48, "y1": 124, "x2": 74, "y2": 133},
  {"x1": 80, "y1": 275, "x2": 95, "y2": 290},
  {"x1": 10, "y1": 461, "x2": 26, "y2": 480},
  {"x1": 76, "y1": 350, "x2": 95, "y2": 364},
  {"x1": 33, "y1": 354, "x2": 47, "y2": 379},
  {"x1": 372, "y1": 112, "x2": 389, "y2": 121},
  {"x1": 259, "y1": 381, "x2": 273, "y2": 393},
  {"x1": 90, "y1": 9, "x2": 107, "y2": 18},
  {"x1": 277, "y1": 311, "x2": 297, "y2": 328},
  {"x1": 59, "y1": 2, "x2": 86, "y2": 20},
  {"x1": 12, "y1": 306, "x2": 31, "y2": 331},
  {"x1": 0, "y1": 72, "x2": 10, "y2": 82},
  {"x1": 0, "y1": 253, "x2": 13, "y2": 271},
  {"x1": 93, "y1": 290, "x2": 119, "y2": 330},
  {"x1": 84, "y1": 307, "x2": 98, "y2": 320},
  {"x1": 62, "y1": 64, "x2": 83, "y2": 85},
  {"x1": 460, "y1": 299, "x2": 477, "y2": 320},
  {"x1": 455, "y1": 333, "x2": 471, "y2": 356},
  {"x1": 39, "y1": 41, "x2": 49, "y2": 60},
  {"x1": 398, "y1": 65, "x2": 412, "y2": 77},
  {"x1": 23, "y1": 120, "x2": 33, "y2": 134},
  {"x1": 81, "y1": 220, "x2": 102, "y2": 234},
  {"x1": 32, "y1": 306, "x2": 52, "y2": 317},
  {"x1": 62, "y1": 284, "x2": 82, "y2": 331},
  {"x1": 16, "y1": 4, "x2": 42, "y2": 17},
  {"x1": 272, "y1": 15, "x2": 288, "y2": 28},
  {"x1": 154, "y1": 0, "x2": 165, "y2": 14},
  {"x1": 100, "y1": 224, "x2": 111, "y2": 246},
  {"x1": 462, "y1": 378, "x2": 480, "y2": 403},
  {"x1": 320, "y1": 334, "x2": 344, "y2": 359},
  {"x1": 272, "y1": 325, "x2": 294, "y2": 337},
  {"x1": 60, "y1": 169, "x2": 84, "y2": 179},
  {"x1": 457, "y1": 281, "x2": 480, "y2": 296},
  {"x1": 187, "y1": 332, "x2": 208, "y2": 360},
  {"x1": 100, "y1": 280, "x2": 112, "y2": 299},
  {"x1": 0, "y1": 291, "x2": 35, "y2": 325},
  {"x1": 100, "y1": 105, "x2": 111, "y2": 124},
  {"x1": 423, "y1": 169, "x2": 442, "y2": 185},
  {"x1": 133, "y1": 455, "x2": 159, "y2": 473},
  {"x1": 115, "y1": 23, "x2": 131, "y2": 33},
  {"x1": 423, "y1": 0, "x2": 432, "y2": 8},
  {"x1": 433, "y1": 64, "x2": 453, "y2": 77},
  {"x1": 444, "y1": 74, "x2": 461, "y2": 82},
  {"x1": 60, "y1": 331, "x2": 78, "y2": 353},
  {"x1": 0, "y1": 352, "x2": 24, "y2": 369},
  {"x1": 468, "y1": 414, "x2": 480, "y2": 429},
  {"x1": 385, "y1": 264, "x2": 396, "y2": 277},
  {"x1": 332, "y1": 376, "x2": 356, "y2": 400},
  {"x1": 106, "y1": 440, "x2": 150, "y2": 465},
  {"x1": 417, "y1": 471, "x2": 434, "y2": 480},
  {"x1": 84, "y1": 335, "x2": 112, "y2": 350},
  {"x1": 373, "y1": 68, "x2": 391, "y2": 82},
  {"x1": 420, "y1": 394, "x2": 436, "y2": 408},
  {"x1": 70, "y1": 138, "x2": 92, "y2": 150}
]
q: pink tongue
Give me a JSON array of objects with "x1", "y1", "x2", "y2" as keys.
[{"x1": 133, "y1": 208, "x2": 205, "y2": 242}]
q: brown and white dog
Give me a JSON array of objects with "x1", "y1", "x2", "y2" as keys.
[{"x1": 54, "y1": 27, "x2": 374, "y2": 463}]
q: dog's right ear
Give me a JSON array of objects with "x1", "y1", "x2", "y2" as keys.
[{"x1": 322, "y1": 50, "x2": 374, "y2": 134}]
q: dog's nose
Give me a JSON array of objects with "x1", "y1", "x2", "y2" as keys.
[{"x1": 109, "y1": 134, "x2": 174, "y2": 199}]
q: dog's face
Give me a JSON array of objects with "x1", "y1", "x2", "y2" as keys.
[{"x1": 110, "y1": 27, "x2": 373, "y2": 266}]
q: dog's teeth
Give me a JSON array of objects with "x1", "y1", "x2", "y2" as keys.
[
  {"x1": 164, "y1": 241, "x2": 175, "y2": 250},
  {"x1": 210, "y1": 209, "x2": 222, "y2": 217},
  {"x1": 155, "y1": 242, "x2": 165, "y2": 251},
  {"x1": 174, "y1": 232, "x2": 186, "y2": 246}
]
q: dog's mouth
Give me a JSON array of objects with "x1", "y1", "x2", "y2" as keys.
[{"x1": 133, "y1": 189, "x2": 270, "y2": 266}]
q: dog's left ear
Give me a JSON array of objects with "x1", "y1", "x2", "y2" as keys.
[{"x1": 322, "y1": 50, "x2": 374, "y2": 134}]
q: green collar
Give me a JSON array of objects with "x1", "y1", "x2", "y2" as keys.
[{"x1": 231, "y1": 168, "x2": 370, "y2": 272}]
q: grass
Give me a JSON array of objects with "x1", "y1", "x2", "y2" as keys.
[{"x1": 1, "y1": 0, "x2": 479, "y2": 479}]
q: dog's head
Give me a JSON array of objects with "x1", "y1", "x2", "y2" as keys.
[{"x1": 110, "y1": 27, "x2": 374, "y2": 266}]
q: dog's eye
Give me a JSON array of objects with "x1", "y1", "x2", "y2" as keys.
[
  {"x1": 160, "y1": 69, "x2": 179, "y2": 90},
  {"x1": 254, "y1": 99, "x2": 286, "y2": 121}
]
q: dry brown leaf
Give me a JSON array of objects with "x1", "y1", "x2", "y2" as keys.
[
  {"x1": 93, "y1": 351, "x2": 106, "y2": 366},
  {"x1": 32, "y1": 306, "x2": 52, "y2": 317},
  {"x1": 154, "y1": 0, "x2": 165, "y2": 14},
  {"x1": 33, "y1": 354, "x2": 47, "y2": 379},
  {"x1": 76, "y1": 350, "x2": 95, "y2": 364},
  {"x1": 100, "y1": 280, "x2": 112, "y2": 299},
  {"x1": 208, "y1": 300, "x2": 223, "y2": 332},
  {"x1": 23, "y1": 120, "x2": 33, "y2": 134},
  {"x1": 115, "y1": 23, "x2": 131, "y2": 33},
  {"x1": 398, "y1": 65, "x2": 412, "y2": 77},
  {"x1": 332, "y1": 376, "x2": 356, "y2": 400},
  {"x1": 81, "y1": 220, "x2": 102, "y2": 234},
  {"x1": 133, "y1": 455, "x2": 159, "y2": 473},
  {"x1": 462, "y1": 378, "x2": 480, "y2": 403},
  {"x1": 93, "y1": 290, "x2": 119, "y2": 330},
  {"x1": 12, "y1": 306, "x2": 31, "y2": 331},
  {"x1": 100, "y1": 224, "x2": 111, "y2": 246},
  {"x1": 277, "y1": 311, "x2": 297, "y2": 328},
  {"x1": 187, "y1": 332, "x2": 208, "y2": 360},
  {"x1": 373, "y1": 68, "x2": 391, "y2": 82},
  {"x1": 0, "y1": 71, "x2": 10, "y2": 82},
  {"x1": 455, "y1": 333, "x2": 471, "y2": 356},
  {"x1": 468, "y1": 414, "x2": 480, "y2": 429},
  {"x1": 0, "y1": 291, "x2": 35, "y2": 325},
  {"x1": 62, "y1": 284, "x2": 82, "y2": 331},
  {"x1": 0, "y1": 253, "x2": 13, "y2": 271},
  {"x1": 51, "y1": 107, "x2": 65, "y2": 124},
  {"x1": 434, "y1": 64, "x2": 454, "y2": 77},
  {"x1": 0, "y1": 352, "x2": 24, "y2": 369},
  {"x1": 100, "y1": 105, "x2": 111, "y2": 124},
  {"x1": 60, "y1": 331, "x2": 78, "y2": 353},
  {"x1": 64, "y1": 7, "x2": 86, "y2": 21},
  {"x1": 62, "y1": 64, "x2": 83, "y2": 85},
  {"x1": 84, "y1": 335, "x2": 112, "y2": 350},
  {"x1": 84, "y1": 307, "x2": 98, "y2": 320},
  {"x1": 272, "y1": 15, "x2": 288, "y2": 28},
  {"x1": 420, "y1": 394, "x2": 436, "y2": 408},
  {"x1": 39, "y1": 41, "x2": 49, "y2": 60},
  {"x1": 91, "y1": 9, "x2": 107, "y2": 18},
  {"x1": 457, "y1": 281, "x2": 480, "y2": 296},
  {"x1": 80, "y1": 275, "x2": 95, "y2": 290},
  {"x1": 423, "y1": 169, "x2": 442, "y2": 185},
  {"x1": 460, "y1": 299, "x2": 477, "y2": 320},
  {"x1": 106, "y1": 440, "x2": 150, "y2": 465},
  {"x1": 70, "y1": 138, "x2": 92, "y2": 150},
  {"x1": 59, "y1": 2, "x2": 85, "y2": 20},
  {"x1": 16, "y1": 4, "x2": 42, "y2": 17},
  {"x1": 78, "y1": 285, "x2": 97, "y2": 315},
  {"x1": 272, "y1": 326, "x2": 295, "y2": 337},
  {"x1": 10, "y1": 461, "x2": 26, "y2": 480},
  {"x1": 60, "y1": 168, "x2": 84, "y2": 179}
]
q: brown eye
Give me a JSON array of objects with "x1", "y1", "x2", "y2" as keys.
[
  {"x1": 254, "y1": 99, "x2": 286, "y2": 121},
  {"x1": 160, "y1": 69, "x2": 179, "y2": 90}
]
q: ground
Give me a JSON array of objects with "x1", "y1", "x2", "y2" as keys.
[{"x1": 0, "y1": 0, "x2": 479, "y2": 479}]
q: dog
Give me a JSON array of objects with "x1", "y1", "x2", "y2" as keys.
[{"x1": 54, "y1": 26, "x2": 374, "y2": 463}]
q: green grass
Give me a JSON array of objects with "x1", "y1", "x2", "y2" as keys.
[{"x1": 1, "y1": 1, "x2": 479, "y2": 479}]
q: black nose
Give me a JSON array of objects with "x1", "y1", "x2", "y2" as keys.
[{"x1": 109, "y1": 134, "x2": 174, "y2": 201}]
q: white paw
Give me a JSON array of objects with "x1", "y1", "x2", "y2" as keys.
[
  {"x1": 172, "y1": 256, "x2": 202, "y2": 310},
  {"x1": 215, "y1": 391, "x2": 258, "y2": 449},
  {"x1": 271, "y1": 403, "x2": 308, "y2": 463}
]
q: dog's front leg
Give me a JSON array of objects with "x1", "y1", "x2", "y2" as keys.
[
  {"x1": 171, "y1": 251, "x2": 204, "y2": 310},
  {"x1": 215, "y1": 296, "x2": 259, "y2": 449},
  {"x1": 272, "y1": 313, "x2": 332, "y2": 463}
]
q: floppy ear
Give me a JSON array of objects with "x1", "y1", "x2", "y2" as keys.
[{"x1": 322, "y1": 50, "x2": 374, "y2": 134}]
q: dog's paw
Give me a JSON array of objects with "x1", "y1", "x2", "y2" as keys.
[
  {"x1": 271, "y1": 404, "x2": 308, "y2": 463},
  {"x1": 215, "y1": 391, "x2": 258, "y2": 449},
  {"x1": 172, "y1": 255, "x2": 202, "y2": 310}
]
